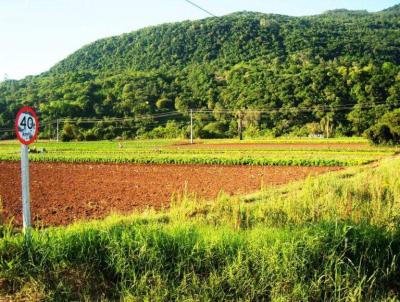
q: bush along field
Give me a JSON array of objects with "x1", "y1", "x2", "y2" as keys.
[{"x1": 0, "y1": 156, "x2": 399, "y2": 301}]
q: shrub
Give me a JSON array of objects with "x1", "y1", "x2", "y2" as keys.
[
  {"x1": 155, "y1": 97, "x2": 173, "y2": 109},
  {"x1": 365, "y1": 109, "x2": 400, "y2": 145},
  {"x1": 200, "y1": 122, "x2": 228, "y2": 138},
  {"x1": 61, "y1": 123, "x2": 80, "y2": 142},
  {"x1": 293, "y1": 122, "x2": 324, "y2": 137},
  {"x1": 142, "y1": 121, "x2": 183, "y2": 139},
  {"x1": 83, "y1": 128, "x2": 100, "y2": 141},
  {"x1": 243, "y1": 124, "x2": 261, "y2": 138}
]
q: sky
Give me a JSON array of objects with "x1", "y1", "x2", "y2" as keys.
[{"x1": 0, "y1": 0, "x2": 398, "y2": 80}]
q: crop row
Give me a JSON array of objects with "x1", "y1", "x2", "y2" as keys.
[
  {"x1": 0, "y1": 153, "x2": 373, "y2": 166},
  {"x1": 26, "y1": 149, "x2": 390, "y2": 156}
]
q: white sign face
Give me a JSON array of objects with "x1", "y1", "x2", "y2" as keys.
[{"x1": 15, "y1": 106, "x2": 39, "y2": 145}]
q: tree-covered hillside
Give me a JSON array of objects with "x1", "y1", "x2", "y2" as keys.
[
  {"x1": 0, "y1": 6, "x2": 399, "y2": 140},
  {"x1": 48, "y1": 9, "x2": 400, "y2": 73}
]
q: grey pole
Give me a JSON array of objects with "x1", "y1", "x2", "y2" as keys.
[
  {"x1": 56, "y1": 119, "x2": 59, "y2": 142},
  {"x1": 238, "y1": 111, "x2": 243, "y2": 141},
  {"x1": 190, "y1": 109, "x2": 193, "y2": 144},
  {"x1": 20, "y1": 144, "x2": 31, "y2": 232}
]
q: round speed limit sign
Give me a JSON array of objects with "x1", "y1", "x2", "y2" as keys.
[{"x1": 15, "y1": 106, "x2": 39, "y2": 145}]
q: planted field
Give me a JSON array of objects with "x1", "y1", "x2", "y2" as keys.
[{"x1": 0, "y1": 138, "x2": 396, "y2": 166}]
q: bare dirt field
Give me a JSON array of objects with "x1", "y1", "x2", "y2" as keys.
[
  {"x1": 170, "y1": 142, "x2": 369, "y2": 150},
  {"x1": 0, "y1": 161, "x2": 341, "y2": 227}
]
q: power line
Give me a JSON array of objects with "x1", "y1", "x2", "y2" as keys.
[
  {"x1": 0, "y1": 102, "x2": 396, "y2": 134},
  {"x1": 183, "y1": 0, "x2": 217, "y2": 17},
  {"x1": 58, "y1": 112, "x2": 183, "y2": 123},
  {"x1": 0, "y1": 129, "x2": 14, "y2": 133},
  {"x1": 192, "y1": 101, "x2": 392, "y2": 114}
]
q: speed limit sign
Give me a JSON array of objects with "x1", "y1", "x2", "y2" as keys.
[
  {"x1": 15, "y1": 106, "x2": 39, "y2": 145},
  {"x1": 15, "y1": 106, "x2": 39, "y2": 233}
]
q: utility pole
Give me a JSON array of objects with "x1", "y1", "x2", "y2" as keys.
[
  {"x1": 190, "y1": 109, "x2": 193, "y2": 144},
  {"x1": 56, "y1": 119, "x2": 59, "y2": 142},
  {"x1": 238, "y1": 110, "x2": 243, "y2": 141}
]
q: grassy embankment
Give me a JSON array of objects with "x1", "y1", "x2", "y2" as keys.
[{"x1": 0, "y1": 155, "x2": 399, "y2": 301}]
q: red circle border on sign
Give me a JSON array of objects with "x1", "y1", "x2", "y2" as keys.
[{"x1": 15, "y1": 106, "x2": 39, "y2": 145}]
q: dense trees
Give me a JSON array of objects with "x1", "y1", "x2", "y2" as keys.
[
  {"x1": 0, "y1": 6, "x2": 399, "y2": 141},
  {"x1": 365, "y1": 109, "x2": 400, "y2": 145},
  {"x1": 48, "y1": 8, "x2": 400, "y2": 74}
]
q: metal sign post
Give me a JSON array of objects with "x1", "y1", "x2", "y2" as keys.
[
  {"x1": 15, "y1": 106, "x2": 39, "y2": 233},
  {"x1": 20, "y1": 144, "x2": 31, "y2": 230}
]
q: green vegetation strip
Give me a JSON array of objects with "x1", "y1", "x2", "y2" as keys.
[
  {"x1": 0, "y1": 153, "x2": 373, "y2": 166},
  {"x1": 0, "y1": 139, "x2": 393, "y2": 166},
  {"x1": 1, "y1": 157, "x2": 399, "y2": 301}
]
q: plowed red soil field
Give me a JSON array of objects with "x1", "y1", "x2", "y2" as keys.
[{"x1": 0, "y1": 161, "x2": 341, "y2": 227}]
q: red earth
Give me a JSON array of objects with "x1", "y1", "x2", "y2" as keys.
[{"x1": 0, "y1": 161, "x2": 341, "y2": 227}]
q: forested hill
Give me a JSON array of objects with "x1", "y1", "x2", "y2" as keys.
[
  {"x1": 381, "y1": 4, "x2": 400, "y2": 14},
  {"x1": 49, "y1": 8, "x2": 400, "y2": 74},
  {"x1": 0, "y1": 6, "x2": 399, "y2": 141}
]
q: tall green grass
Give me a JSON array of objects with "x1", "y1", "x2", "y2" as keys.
[{"x1": 1, "y1": 157, "x2": 400, "y2": 301}]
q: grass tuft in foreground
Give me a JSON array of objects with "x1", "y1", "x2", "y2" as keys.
[{"x1": 1, "y1": 157, "x2": 400, "y2": 301}]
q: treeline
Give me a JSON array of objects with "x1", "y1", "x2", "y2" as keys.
[
  {"x1": 1, "y1": 59, "x2": 399, "y2": 140},
  {"x1": 0, "y1": 7, "x2": 399, "y2": 141}
]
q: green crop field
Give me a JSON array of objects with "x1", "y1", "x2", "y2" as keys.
[
  {"x1": 1, "y1": 154, "x2": 399, "y2": 301},
  {"x1": 0, "y1": 138, "x2": 397, "y2": 167}
]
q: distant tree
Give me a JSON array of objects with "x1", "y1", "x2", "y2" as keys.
[{"x1": 320, "y1": 115, "x2": 334, "y2": 138}]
